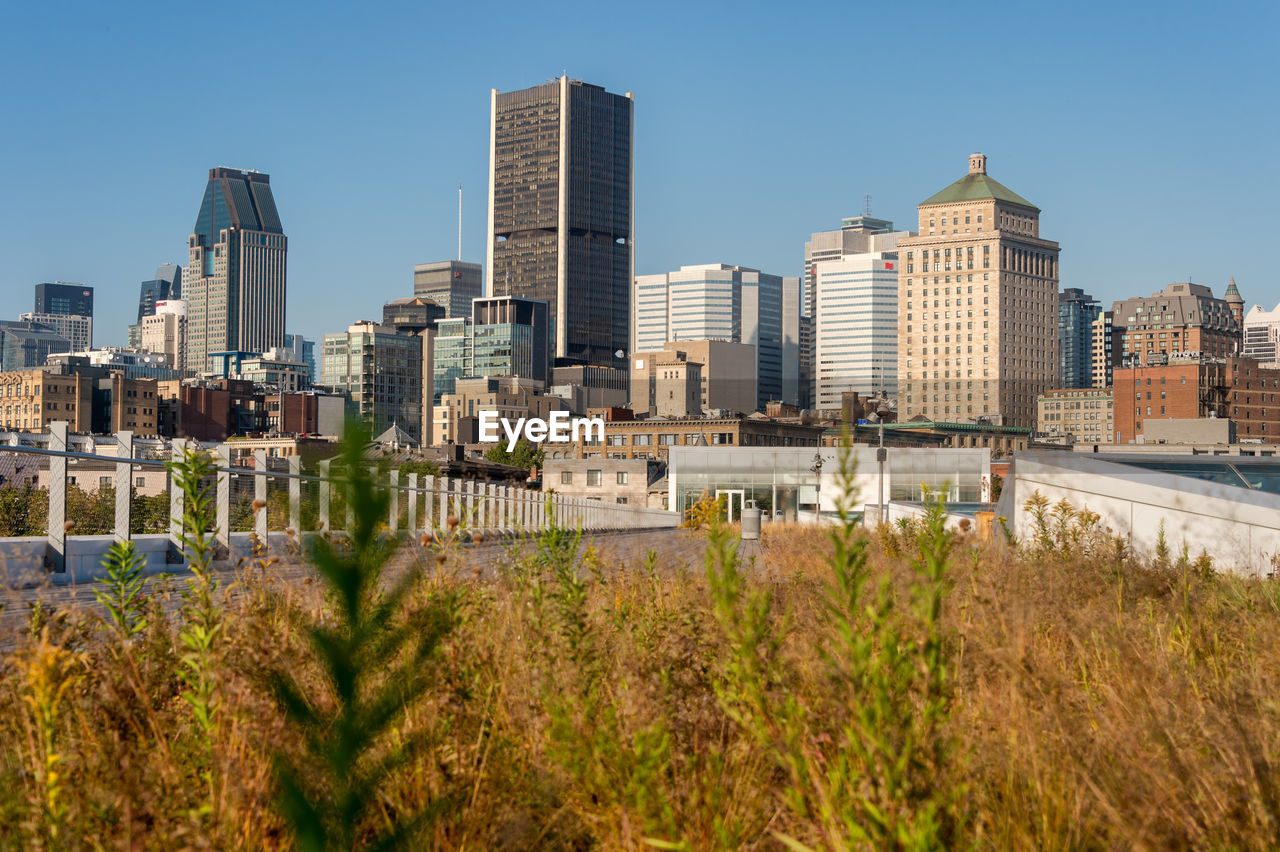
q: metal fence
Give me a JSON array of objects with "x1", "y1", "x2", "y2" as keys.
[{"x1": 2, "y1": 424, "x2": 678, "y2": 575}]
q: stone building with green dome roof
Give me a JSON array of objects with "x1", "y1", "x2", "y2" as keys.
[{"x1": 896, "y1": 154, "x2": 1061, "y2": 428}]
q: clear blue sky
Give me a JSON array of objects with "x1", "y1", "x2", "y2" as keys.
[{"x1": 1, "y1": 0, "x2": 1276, "y2": 349}]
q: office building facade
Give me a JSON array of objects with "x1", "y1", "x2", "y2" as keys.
[
  {"x1": 1243, "y1": 301, "x2": 1280, "y2": 367},
  {"x1": 413, "y1": 260, "x2": 483, "y2": 318},
  {"x1": 18, "y1": 312, "x2": 92, "y2": 353},
  {"x1": 487, "y1": 76, "x2": 633, "y2": 368},
  {"x1": 432, "y1": 296, "x2": 549, "y2": 401},
  {"x1": 282, "y1": 333, "x2": 316, "y2": 382},
  {"x1": 34, "y1": 282, "x2": 94, "y2": 320},
  {"x1": 138, "y1": 299, "x2": 187, "y2": 370},
  {"x1": 183, "y1": 167, "x2": 287, "y2": 373},
  {"x1": 1091, "y1": 310, "x2": 1115, "y2": 388},
  {"x1": 130, "y1": 264, "x2": 183, "y2": 347},
  {"x1": 632, "y1": 264, "x2": 801, "y2": 409},
  {"x1": 1036, "y1": 387, "x2": 1115, "y2": 444},
  {"x1": 322, "y1": 321, "x2": 430, "y2": 444},
  {"x1": 1058, "y1": 288, "x2": 1101, "y2": 389},
  {"x1": 31, "y1": 281, "x2": 93, "y2": 350},
  {"x1": 897, "y1": 153, "x2": 1061, "y2": 427},
  {"x1": 809, "y1": 221, "x2": 909, "y2": 410},
  {"x1": 630, "y1": 340, "x2": 757, "y2": 417},
  {"x1": 0, "y1": 320, "x2": 71, "y2": 371}
]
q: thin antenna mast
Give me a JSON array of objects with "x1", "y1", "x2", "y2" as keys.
[
  {"x1": 457, "y1": 183, "x2": 463, "y2": 261},
  {"x1": 864, "y1": 193, "x2": 872, "y2": 216}
]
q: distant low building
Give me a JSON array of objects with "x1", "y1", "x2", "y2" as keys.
[
  {"x1": 630, "y1": 340, "x2": 756, "y2": 417},
  {"x1": 1036, "y1": 387, "x2": 1115, "y2": 444},
  {"x1": 47, "y1": 348, "x2": 182, "y2": 382},
  {"x1": 543, "y1": 457, "x2": 665, "y2": 508},
  {"x1": 0, "y1": 320, "x2": 71, "y2": 372},
  {"x1": 548, "y1": 415, "x2": 824, "y2": 462},
  {"x1": 19, "y1": 312, "x2": 92, "y2": 353}
]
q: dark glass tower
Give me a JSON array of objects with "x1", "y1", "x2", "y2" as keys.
[
  {"x1": 487, "y1": 76, "x2": 633, "y2": 369},
  {"x1": 1058, "y1": 288, "x2": 1101, "y2": 388},
  {"x1": 136, "y1": 263, "x2": 182, "y2": 323},
  {"x1": 34, "y1": 282, "x2": 93, "y2": 318},
  {"x1": 183, "y1": 167, "x2": 287, "y2": 372}
]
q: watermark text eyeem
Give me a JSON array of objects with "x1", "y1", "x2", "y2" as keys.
[{"x1": 478, "y1": 410, "x2": 605, "y2": 452}]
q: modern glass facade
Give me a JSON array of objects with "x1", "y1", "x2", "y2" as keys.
[
  {"x1": 321, "y1": 323, "x2": 425, "y2": 442},
  {"x1": 488, "y1": 77, "x2": 632, "y2": 368},
  {"x1": 667, "y1": 446, "x2": 990, "y2": 520},
  {"x1": 0, "y1": 320, "x2": 72, "y2": 372},
  {"x1": 430, "y1": 297, "x2": 548, "y2": 401},
  {"x1": 136, "y1": 264, "x2": 182, "y2": 323},
  {"x1": 34, "y1": 282, "x2": 94, "y2": 319},
  {"x1": 1058, "y1": 288, "x2": 1101, "y2": 388}
]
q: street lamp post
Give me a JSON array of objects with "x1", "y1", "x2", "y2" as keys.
[{"x1": 809, "y1": 450, "x2": 824, "y2": 524}]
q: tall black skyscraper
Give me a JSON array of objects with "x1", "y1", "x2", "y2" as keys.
[
  {"x1": 486, "y1": 76, "x2": 633, "y2": 369},
  {"x1": 34, "y1": 282, "x2": 93, "y2": 318}
]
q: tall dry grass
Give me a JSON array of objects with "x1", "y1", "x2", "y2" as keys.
[{"x1": 0, "y1": 470, "x2": 1278, "y2": 848}]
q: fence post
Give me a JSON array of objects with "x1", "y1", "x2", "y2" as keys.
[
  {"x1": 440, "y1": 477, "x2": 452, "y2": 528},
  {"x1": 464, "y1": 479, "x2": 476, "y2": 529},
  {"x1": 422, "y1": 475, "x2": 435, "y2": 534},
  {"x1": 216, "y1": 444, "x2": 231, "y2": 556},
  {"x1": 45, "y1": 421, "x2": 68, "y2": 573},
  {"x1": 318, "y1": 459, "x2": 331, "y2": 532},
  {"x1": 288, "y1": 455, "x2": 302, "y2": 542},
  {"x1": 450, "y1": 478, "x2": 462, "y2": 529},
  {"x1": 114, "y1": 430, "x2": 133, "y2": 543},
  {"x1": 169, "y1": 439, "x2": 186, "y2": 563},
  {"x1": 389, "y1": 469, "x2": 400, "y2": 534},
  {"x1": 253, "y1": 449, "x2": 268, "y2": 547},
  {"x1": 407, "y1": 473, "x2": 418, "y2": 536}
]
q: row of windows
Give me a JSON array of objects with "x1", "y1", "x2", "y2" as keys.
[{"x1": 560, "y1": 470, "x2": 629, "y2": 486}]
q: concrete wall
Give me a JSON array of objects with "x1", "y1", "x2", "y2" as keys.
[
  {"x1": 1142, "y1": 417, "x2": 1236, "y2": 444},
  {"x1": 1000, "y1": 452, "x2": 1280, "y2": 575}
]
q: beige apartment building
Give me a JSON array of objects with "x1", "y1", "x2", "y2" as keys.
[
  {"x1": 630, "y1": 340, "x2": 757, "y2": 417},
  {"x1": 1036, "y1": 387, "x2": 1115, "y2": 444},
  {"x1": 0, "y1": 368, "x2": 92, "y2": 432},
  {"x1": 0, "y1": 368, "x2": 157, "y2": 436},
  {"x1": 897, "y1": 153, "x2": 1060, "y2": 427}
]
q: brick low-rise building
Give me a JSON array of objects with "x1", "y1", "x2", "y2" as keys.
[{"x1": 1114, "y1": 356, "x2": 1280, "y2": 444}]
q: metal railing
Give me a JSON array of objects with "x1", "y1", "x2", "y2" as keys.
[{"x1": 1, "y1": 424, "x2": 677, "y2": 574}]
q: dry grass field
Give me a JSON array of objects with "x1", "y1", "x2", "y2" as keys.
[{"x1": 1, "y1": 443, "x2": 1278, "y2": 850}]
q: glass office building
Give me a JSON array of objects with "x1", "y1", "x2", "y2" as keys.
[
  {"x1": 431, "y1": 296, "x2": 548, "y2": 401},
  {"x1": 667, "y1": 446, "x2": 990, "y2": 520}
]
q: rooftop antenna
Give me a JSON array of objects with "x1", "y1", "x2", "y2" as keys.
[
  {"x1": 864, "y1": 194, "x2": 872, "y2": 216},
  {"x1": 457, "y1": 183, "x2": 463, "y2": 261}
]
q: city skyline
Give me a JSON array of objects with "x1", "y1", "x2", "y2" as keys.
[{"x1": 0, "y1": 1, "x2": 1276, "y2": 353}]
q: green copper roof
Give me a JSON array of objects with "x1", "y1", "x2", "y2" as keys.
[{"x1": 920, "y1": 173, "x2": 1038, "y2": 210}]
